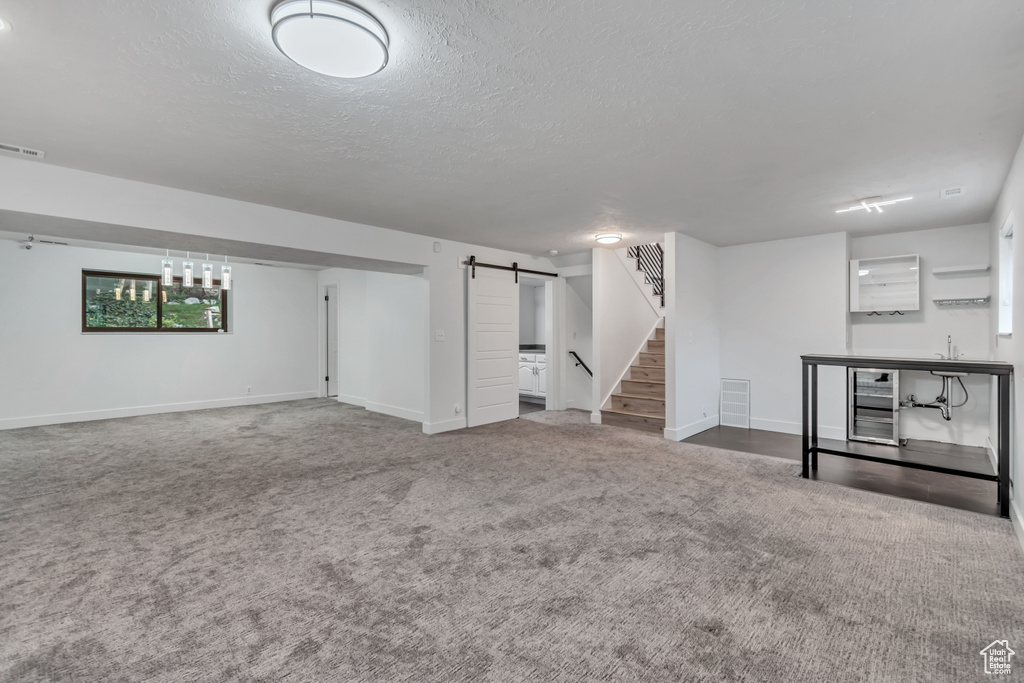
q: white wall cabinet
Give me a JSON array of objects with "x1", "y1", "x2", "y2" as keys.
[
  {"x1": 518, "y1": 353, "x2": 547, "y2": 398},
  {"x1": 849, "y1": 254, "x2": 920, "y2": 313}
]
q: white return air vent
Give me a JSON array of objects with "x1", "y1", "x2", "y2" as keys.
[
  {"x1": 720, "y1": 378, "x2": 751, "y2": 429},
  {"x1": 0, "y1": 142, "x2": 46, "y2": 159},
  {"x1": 940, "y1": 186, "x2": 965, "y2": 199}
]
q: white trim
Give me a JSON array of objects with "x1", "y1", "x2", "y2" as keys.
[
  {"x1": 364, "y1": 401, "x2": 424, "y2": 423},
  {"x1": 335, "y1": 393, "x2": 367, "y2": 408},
  {"x1": 664, "y1": 414, "x2": 719, "y2": 441},
  {"x1": 422, "y1": 416, "x2": 466, "y2": 434},
  {"x1": 749, "y1": 417, "x2": 846, "y2": 441},
  {"x1": 1011, "y1": 501, "x2": 1024, "y2": 561},
  {"x1": 0, "y1": 392, "x2": 319, "y2": 430},
  {"x1": 591, "y1": 411, "x2": 602, "y2": 424}
]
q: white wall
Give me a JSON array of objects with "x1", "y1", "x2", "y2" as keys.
[
  {"x1": 565, "y1": 276, "x2": 593, "y2": 411},
  {"x1": 519, "y1": 285, "x2": 537, "y2": 345},
  {"x1": 317, "y1": 268, "x2": 427, "y2": 422},
  {"x1": 664, "y1": 232, "x2": 722, "y2": 441},
  {"x1": 990, "y1": 130, "x2": 1024, "y2": 538},
  {"x1": 851, "y1": 224, "x2": 992, "y2": 447},
  {"x1": 591, "y1": 248, "x2": 662, "y2": 419},
  {"x1": 0, "y1": 156, "x2": 553, "y2": 434},
  {"x1": 718, "y1": 232, "x2": 850, "y2": 439},
  {"x1": 0, "y1": 240, "x2": 319, "y2": 428},
  {"x1": 517, "y1": 282, "x2": 546, "y2": 346},
  {"x1": 535, "y1": 285, "x2": 546, "y2": 345}
]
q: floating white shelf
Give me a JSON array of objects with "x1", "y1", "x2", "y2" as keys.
[
  {"x1": 931, "y1": 264, "x2": 990, "y2": 275},
  {"x1": 933, "y1": 297, "x2": 990, "y2": 307}
]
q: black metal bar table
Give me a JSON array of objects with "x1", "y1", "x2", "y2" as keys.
[{"x1": 800, "y1": 354, "x2": 1013, "y2": 518}]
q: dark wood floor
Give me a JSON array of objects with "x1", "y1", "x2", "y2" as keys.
[
  {"x1": 519, "y1": 400, "x2": 545, "y2": 416},
  {"x1": 684, "y1": 426, "x2": 999, "y2": 516}
]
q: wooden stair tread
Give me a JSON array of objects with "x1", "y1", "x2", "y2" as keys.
[
  {"x1": 614, "y1": 392, "x2": 666, "y2": 401},
  {"x1": 598, "y1": 409, "x2": 663, "y2": 419},
  {"x1": 632, "y1": 364, "x2": 664, "y2": 369},
  {"x1": 624, "y1": 379, "x2": 665, "y2": 385}
]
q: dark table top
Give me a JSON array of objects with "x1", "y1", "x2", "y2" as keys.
[{"x1": 801, "y1": 354, "x2": 1013, "y2": 375}]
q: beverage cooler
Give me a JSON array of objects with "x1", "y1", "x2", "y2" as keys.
[{"x1": 848, "y1": 368, "x2": 900, "y2": 446}]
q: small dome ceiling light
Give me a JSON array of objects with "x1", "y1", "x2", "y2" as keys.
[
  {"x1": 0, "y1": 16, "x2": 11, "y2": 33},
  {"x1": 836, "y1": 196, "x2": 913, "y2": 214},
  {"x1": 595, "y1": 233, "x2": 622, "y2": 244},
  {"x1": 271, "y1": 0, "x2": 389, "y2": 79}
]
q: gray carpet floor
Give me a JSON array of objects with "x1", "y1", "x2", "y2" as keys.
[{"x1": 1, "y1": 399, "x2": 1022, "y2": 681}]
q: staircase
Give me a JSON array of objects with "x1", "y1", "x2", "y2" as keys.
[{"x1": 600, "y1": 327, "x2": 665, "y2": 434}]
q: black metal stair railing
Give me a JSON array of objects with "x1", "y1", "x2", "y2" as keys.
[
  {"x1": 568, "y1": 351, "x2": 592, "y2": 377},
  {"x1": 626, "y1": 243, "x2": 665, "y2": 307}
]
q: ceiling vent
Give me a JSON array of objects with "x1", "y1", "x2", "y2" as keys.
[
  {"x1": 0, "y1": 142, "x2": 46, "y2": 159},
  {"x1": 940, "y1": 187, "x2": 965, "y2": 199}
]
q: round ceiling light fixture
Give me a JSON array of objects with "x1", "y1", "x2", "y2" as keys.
[
  {"x1": 271, "y1": 0, "x2": 389, "y2": 79},
  {"x1": 595, "y1": 233, "x2": 622, "y2": 244},
  {"x1": 0, "y1": 16, "x2": 12, "y2": 33}
]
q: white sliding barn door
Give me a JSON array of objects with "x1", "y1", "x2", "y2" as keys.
[{"x1": 466, "y1": 265, "x2": 519, "y2": 427}]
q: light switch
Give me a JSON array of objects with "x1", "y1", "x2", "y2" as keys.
[{"x1": 435, "y1": 329, "x2": 445, "y2": 341}]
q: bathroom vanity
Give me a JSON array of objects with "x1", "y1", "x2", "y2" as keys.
[{"x1": 800, "y1": 354, "x2": 1013, "y2": 518}]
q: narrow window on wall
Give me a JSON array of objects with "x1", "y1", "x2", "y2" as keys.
[{"x1": 998, "y1": 215, "x2": 1014, "y2": 335}]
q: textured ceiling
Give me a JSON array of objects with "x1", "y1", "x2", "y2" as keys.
[{"x1": 1, "y1": 0, "x2": 1023, "y2": 254}]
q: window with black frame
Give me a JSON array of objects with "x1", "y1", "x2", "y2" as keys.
[{"x1": 82, "y1": 270, "x2": 228, "y2": 332}]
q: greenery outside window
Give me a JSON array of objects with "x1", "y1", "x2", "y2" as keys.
[{"x1": 83, "y1": 270, "x2": 229, "y2": 333}]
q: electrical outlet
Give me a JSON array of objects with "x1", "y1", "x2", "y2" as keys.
[
  {"x1": 435, "y1": 329, "x2": 445, "y2": 341},
  {"x1": 455, "y1": 404, "x2": 462, "y2": 414},
  {"x1": 246, "y1": 386, "x2": 252, "y2": 395}
]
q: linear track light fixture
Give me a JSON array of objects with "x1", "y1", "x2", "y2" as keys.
[
  {"x1": 271, "y1": 0, "x2": 389, "y2": 78},
  {"x1": 836, "y1": 196, "x2": 913, "y2": 214}
]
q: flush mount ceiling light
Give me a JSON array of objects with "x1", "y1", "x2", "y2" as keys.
[
  {"x1": 0, "y1": 16, "x2": 11, "y2": 33},
  {"x1": 836, "y1": 196, "x2": 913, "y2": 214},
  {"x1": 595, "y1": 233, "x2": 622, "y2": 244},
  {"x1": 271, "y1": 0, "x2": 389, "y2": 78}
]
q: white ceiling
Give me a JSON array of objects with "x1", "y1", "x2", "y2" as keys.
[{"x1": 1, "y1": 0, "x2": 1023, "y2": 255}]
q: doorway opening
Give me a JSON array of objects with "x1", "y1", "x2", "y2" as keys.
[
  {"x1": 325, "y1": 284, "x2": 338, "y2": 398},
  {"x1": 519, "y1": 276, "x2": 551, "y2": 416}
]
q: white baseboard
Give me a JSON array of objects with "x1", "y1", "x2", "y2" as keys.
[
  {"x1": 364, "y1": 401, "x2": 424, "y2": 424},
  {"x1": 664, "y1": 415, "x2": 720, "y2": 442},
  {"x1": 0, "y1": 391, "x2": 320, "y2": 430},
  {"x1": 591, "y1": 411, "x2": 602, "y2": 424},
  {"x1": 1009, "y1": 501, "x2": 1024, "y2": 561},
  {"x1": 336, "y1": 393, "x2": 367, "y2": 408},
  {"x1": 422, "y1": 417, "x2": 466, "y2": 435},
  {"x1": 749, "y1": 417, "x2": 846, "y2": 441},
  {"x1": 986, "y1": 437, "x2": 999, "y2": 473}
]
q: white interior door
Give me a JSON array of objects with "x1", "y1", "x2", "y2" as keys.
[
  {"x1": 467, "y1": 265, "x2": 519, "y2": 427},
  {"x1": 326, "y1": 285, "x2": 338, "y2": 397}
]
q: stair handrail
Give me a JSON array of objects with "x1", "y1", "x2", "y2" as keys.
[
  {"x1": 626, "y1": 243, "x2": 665, "y2": 307},
  {"x1": 568, "y1": 350, "x2": 593, "y2": 377}
]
